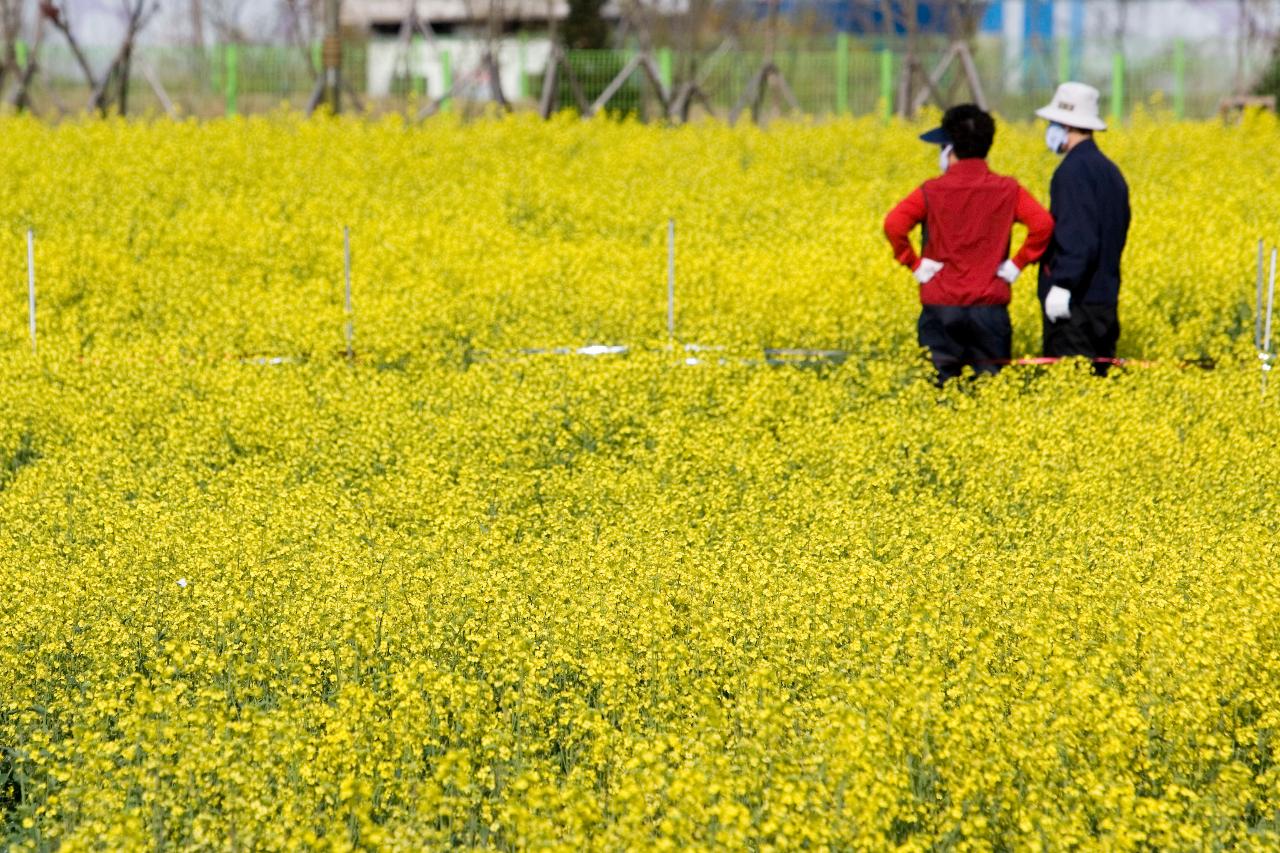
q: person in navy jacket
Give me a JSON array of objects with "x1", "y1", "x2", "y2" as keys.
[
  {"x1": 884, "y1": 104, "x2": 1054, "y2": 384},
  {"x1": 1035, "y1": 82, "x2": 1131, "y2": 375}
]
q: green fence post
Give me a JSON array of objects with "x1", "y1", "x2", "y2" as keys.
[
  {"x1": 225, "y1": 43, "x2": 239, "y2": 117},
  {"x1": 441, "y1": 48, "x2": 452, "y2": 110},
  {"x1": 1173, "y1": 39, "x2": 1186, "y2": 120},
  {"x1": 1110, "y1": 51, "x2": 1125, "y2": 124},
  {"x1": 879, "y1": 48, "x2": 893, "y2": 124},
  {"x1": 517, "y1": 33, "x2": 528, "y2": 100},
  {"x1": 658, "y1": 47, "x2": 673, "y2": 94},
  {"x1": 1057, "y1": 37, "x2": 1070, "y2": 84},
  {"x1": 312, "y1": 41, "x2": 322, "y2": 75},
  {"x1": 835, "y1": 32, "x2": 849, "y2": 115},
  {"x1": 15, "y1": 39, "x2": 27, "y2": 70}
]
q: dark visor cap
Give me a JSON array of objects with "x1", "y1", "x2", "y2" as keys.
[{"x1": 919, "y1": 126, "x2": 949, "y2": 145}]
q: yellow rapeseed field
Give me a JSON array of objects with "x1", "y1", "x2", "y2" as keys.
[{"x1": 2, "y1": 111, "x2": 1280, "y2": 849}]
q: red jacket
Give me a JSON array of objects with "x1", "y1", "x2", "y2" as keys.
[{"x1": 884, "y1": 159, "x2": 1054, "y2": 306}]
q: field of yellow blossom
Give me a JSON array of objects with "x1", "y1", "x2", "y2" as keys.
[{"x1": 3, "y1": 112, "x2": 1280, "y2": 849}]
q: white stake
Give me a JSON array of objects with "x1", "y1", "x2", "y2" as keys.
[
  {"x1": 26, "y1": 229, "x2": 36, "y2": 356},
  {"x1": 1265, "y1": 248, "x2": 1277, "y2": 397},
  {"x1": 1267, "y1": 249, "x2": 1277, "y2": 352},
  {"x1": 343, "y1": 226, "x2": 353, "y2": 359},
  {"x1": 666, "y1": 218, "x2": 675, "y2": 341},
  {"x1": 1258, "y1": 239, "x2": 1265, "y2": 350}
]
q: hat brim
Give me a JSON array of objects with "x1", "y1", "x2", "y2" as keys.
[
  {"x1": 918, "y1": 126, "x2": 950, "y2": 145},
  {"x1": 1035, "y1": 105, "x2": 1107, "y2": 131}
]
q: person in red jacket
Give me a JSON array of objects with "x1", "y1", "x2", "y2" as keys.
[{"x1": 884, "y1": 104, "x2": 1054, "y2": 384}]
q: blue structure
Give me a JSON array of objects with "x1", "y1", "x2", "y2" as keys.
[
  {"x1": 785, "y1": 1, "x2": 964, "y2": 36},
  {"x1": 780, "y1": 0, "x2": 1090, "y2": 87},
  {"x1": 796, "y1": 0, "x2": 1084, "y2": 51}
]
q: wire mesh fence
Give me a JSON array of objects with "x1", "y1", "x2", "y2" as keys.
[{"x1": 12, "y1": 35, "x2": 1274, "y2": 122}]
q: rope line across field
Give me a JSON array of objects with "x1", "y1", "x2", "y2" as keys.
[{"x1": 19, "y1": 226, "x2": 1242, "y2": 378}]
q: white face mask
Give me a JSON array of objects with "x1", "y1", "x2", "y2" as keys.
[
  {"x1": 1045, "y1": 123, "x2": 1069, "y2": 155},
  {"x1": 939, "y1": 144, "x2": 954, "y2": 173}
]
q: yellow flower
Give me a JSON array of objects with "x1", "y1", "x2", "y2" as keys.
[{"x1": 2, "y1": 111, "x2": 1279, "y2": 850}]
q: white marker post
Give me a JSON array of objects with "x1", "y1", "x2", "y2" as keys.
[
  {"x1": 26, "y1": 229, "x2": 36, "y2": 356},
  {"x1": 666, "y1": 218, "x2": 675, "y2": 342},
  {"x1": 343, "y1": 226, "x2": 353, "y2": 360},
  {"x1": 1264, "y1": 248, "x2": 1277, "y2": 397},
  {"x1": 1258, "y1": 239, "x2": 1265, "y2": 351}
]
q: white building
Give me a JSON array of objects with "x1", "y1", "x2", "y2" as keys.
[{"x1": 343, "y1": 0, "x2": 688, "y2": 98}]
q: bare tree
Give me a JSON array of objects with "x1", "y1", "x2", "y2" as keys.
[
  {"x1": 282, "y1": 0, "x2": 323, "y2": 68},
  {"x1": 205, "y1": 0, "x2": 252, "y2": 43},
  {"x1": 0, "y1": 0, "x2": 24, "y2": 94},
  {"x1": 944, "y1": 0, "x2": 988, "y2": 42},
  {"x1": 110, "y1": 0, "x2": 161, "y2": 115},
  {"x1": 40, "y1": 0, "x2": 160, "y2": 116},
  {"x1": 892, "y1": 0, "x2": 989, "y2": 117},
  {"x1": 667, "y1": 0, "x2": 732, "y2": 121},
  {"x1": 7, "y1": 1, "x2": 46, "y2": 113},
  {"x1": 189, "y1": 0, "x2": 205, "y2": 50},
  {"x1": 940, "y1": 1, "x2": 989, "y2": 105},
  {"x1": 1237, "y1": 0, "x2": 1255, "y2": 94},
  {"x1": 39, "y1": 1, "x2": 98, "y2": 93},
  {"x1": 290, "y1": 0, "x2": 365, "y2": 115},
  {"x1": 729, "y1": 0, "x2": 801, "y2": 125},
  {"x1": 539, "y1": 0, "x2": 592, "y2": 119},
  {"x1": 417, "y1": 0, "x2": 513, "y2": 117},
  {"x1": 483, "y1": 0, "x2": 511, "y2": 111}
]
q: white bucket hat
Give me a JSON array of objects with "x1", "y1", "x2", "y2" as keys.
[{"x1": 1035, "y1": 82, "x2": 1108, "y2": 131}]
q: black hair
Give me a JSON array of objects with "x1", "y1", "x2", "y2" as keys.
[{"x1": 942, "y1": 104, "x2": 995, "y2": 159}]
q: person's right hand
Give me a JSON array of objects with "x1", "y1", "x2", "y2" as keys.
[
  {"x1": 1044, "y1": 285, "x2": 1072, "y2": 322},
  {"x1": 914, "y1": 258, "x2": 943, "y2": 285},
  {"x1": 996, "y1": 260, "x2": 1021, "y2": 284}
]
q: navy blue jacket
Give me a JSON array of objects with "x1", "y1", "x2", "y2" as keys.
[{"x1": 1038, "y1": 138, "x2": 1130, "y2": 305}]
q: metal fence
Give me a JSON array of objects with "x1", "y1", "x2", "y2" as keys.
[
  {"x1": 17, "y1": 35, "x2": 1275, "y2": 121},
  {"x1": 554, "y1": 37, "x2": 1269, "y2": 121}
]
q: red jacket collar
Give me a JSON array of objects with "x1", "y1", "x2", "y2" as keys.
[{"x1": 945, "y1": 158, "x2": 990, "y2": 177}]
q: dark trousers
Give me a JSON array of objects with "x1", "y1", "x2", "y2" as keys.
[
  {"x1": 1042, "y1": 302, "x2": 1120, "y2": 376},
  {"x1": 917, "y1": 304, "x2": 1012, "y2": 384}
]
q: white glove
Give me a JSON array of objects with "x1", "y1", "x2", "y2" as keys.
[
  {"x1": 913, "y1": 258, "x2": 943, "y2": 285},
  {"x1": 996, "y1": 260, "x2": 1021, "y2": 284},
  {"x1": 1044, "y1": 285, "x2": 1072, "y2": 322}
]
